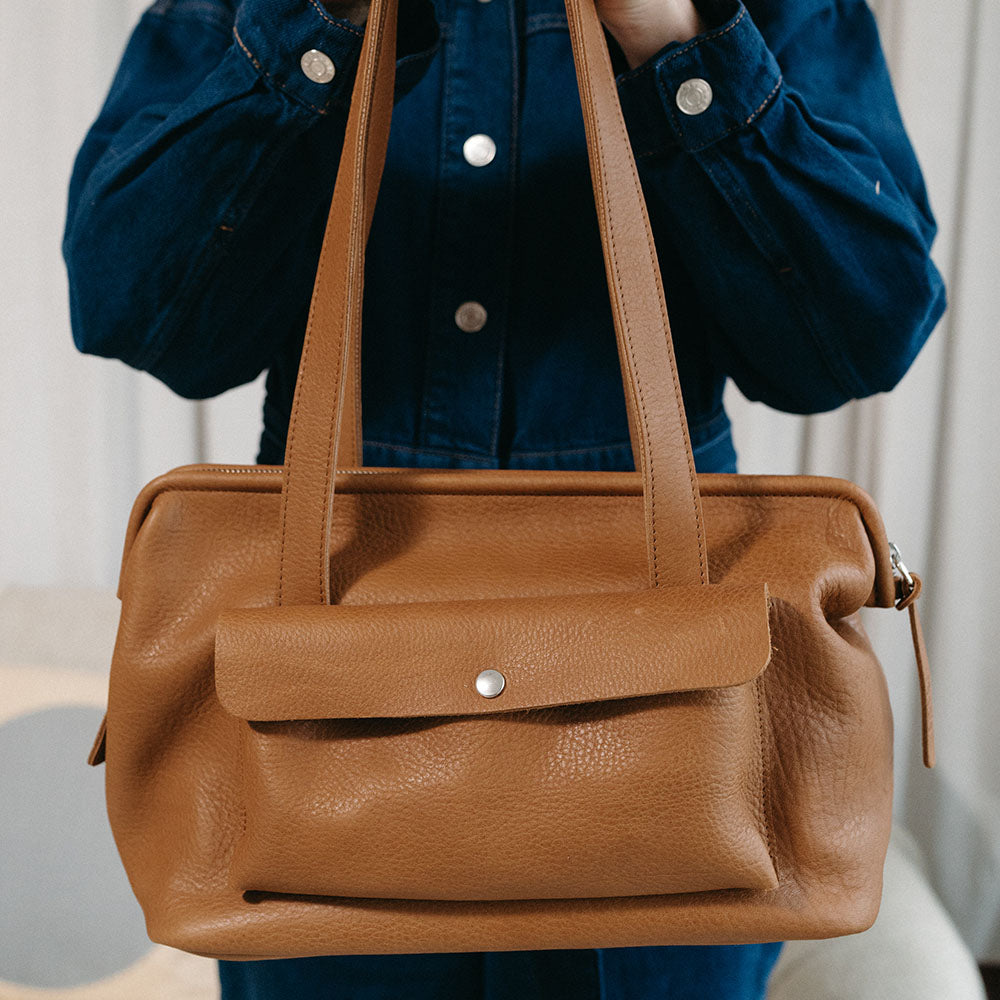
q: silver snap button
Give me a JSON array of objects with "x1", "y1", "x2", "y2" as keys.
[
  {"x1": 475, "y1": 669, "x2": 506, "y2": 698},
  {"x1": 301, "y1": 49, "x2": 336, "y2": 84},
  {"x1": 675, "y1": 78, "x2": 713, "y2": 115},
  {"x1": 455, "y1": 301, "x2": 488, "y2": 333},
  {"x1": 462, "y1": 133, "x2": 497, "y2": 167}
]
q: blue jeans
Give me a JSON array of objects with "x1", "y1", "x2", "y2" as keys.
[{"x1": 219, "y1": 943, "x2": 783, "y2": 998}]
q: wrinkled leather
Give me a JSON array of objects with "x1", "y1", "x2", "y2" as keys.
[
  {"x1": 99, "y1": 467, "x2": 900, "y2": 956},
  {"x1": 219, "y1": 587, "x2": 778, "y2": 904},
  {"x1": 214, "y1": 585, "x2": 772, "y2": 720},
  {"x1": 93, "y1": 0, "x2": 917, "y2": 962}
]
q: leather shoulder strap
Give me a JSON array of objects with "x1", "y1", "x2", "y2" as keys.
[
  {"x1": 563, "y1": 0, "x2": 706, "y2": 588},
  {"x1": 278, "y1": 0, "x2": 707, "y2": 606},
  {"x1": 276, "y1": 0, "x2": 396, "y2": 606}
]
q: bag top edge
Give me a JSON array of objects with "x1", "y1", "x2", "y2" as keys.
[{"x1": 116, "y1": 465, "x2": 895, "y2": 608}]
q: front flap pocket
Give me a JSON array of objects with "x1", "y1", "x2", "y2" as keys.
[
  {"x1": 215, "y1": 584, "x2": 777, "y2": 902},
  {"x1": 215, "y1": 584, "x2": 772, "y2": 721}
]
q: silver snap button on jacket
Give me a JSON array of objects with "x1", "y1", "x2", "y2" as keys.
[
  {"x1": 300, "y1": 49, "x2": 336, "y2": 84},
  {"x1": 455, "y1": 301, "x2": 488, "y2": 332},
  {"x1": 675, "y1": 78, "x2": 713, "y2": 115},
  {"x1": 462, "y1": 134, "x2": 497, "y2": 167},
  {"x1": 475, "y1": 669, "x2": 506, "y2": 698}
]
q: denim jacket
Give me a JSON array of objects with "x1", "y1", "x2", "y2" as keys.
[{"x1": 63, "y1": 0, "x2": 945, "y2": 474}]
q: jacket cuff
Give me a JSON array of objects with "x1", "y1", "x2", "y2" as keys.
[
  {"x1": 616, "y1": 1, "x2": 782, "y2": 155},
  {"x1": 234, "y1": 0, "x2": 439, "y2": 117}
]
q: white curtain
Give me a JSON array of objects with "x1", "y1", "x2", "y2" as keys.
[{"x1": 1, "y1": 0, "x2": 997, "y2": 964}]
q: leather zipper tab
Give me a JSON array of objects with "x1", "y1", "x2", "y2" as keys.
[{"x1": 896, "y1": 570, "x2": 935, "y2": 768}]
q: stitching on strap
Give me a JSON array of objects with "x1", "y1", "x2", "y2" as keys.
[
  {"x1": 276, "y1": 0, "x2": 384, "y2": 603},
  {"x1": 573, "y1": 7, "x2": 658, "y2": 587},
  {"x1": 612, "y1": 63, "x2": 707, "y2": 584},
  {"x1": 610, "y1": 28, "x2": 707, "y2": 585},
  {"x1": 574, "y1": 0, "x2": 706, "y2": 586},
  {"x1": 320, "y1": 0, "x2": 387, "y2": 603}
]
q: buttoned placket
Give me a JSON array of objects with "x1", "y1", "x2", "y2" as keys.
[{"x1": 418, "y1": 0, "x2": 519, "y2": 460}]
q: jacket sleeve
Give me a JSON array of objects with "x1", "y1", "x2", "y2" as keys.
[
  {"x1": 615, "y1": 0, "x2": 946, "y2": 413},
  {"x1": 63, "y1": 0, "x2": 439, "y2": 399}
]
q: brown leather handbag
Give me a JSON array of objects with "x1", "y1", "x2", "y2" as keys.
[{"x1": 88, "y1": 0, "x2": 934, "y2": 959}]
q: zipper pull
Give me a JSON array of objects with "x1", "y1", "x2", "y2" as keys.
[{"x1": 890, "y1": 543, "x2": 935, "y2": 768}]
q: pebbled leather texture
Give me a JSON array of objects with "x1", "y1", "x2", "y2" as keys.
[
  {"x1": 213, "y1": 585, "x2": 773, "y2": 720},
  {"x1": 101, "y1": 467, "x2": 898, "y2": 956},
  {"x1": 92, "y1": 0, "x2": 922, "y2": 962},
  {"x1": 220, "y1": 588, "x2": 778, "y2": 904}
]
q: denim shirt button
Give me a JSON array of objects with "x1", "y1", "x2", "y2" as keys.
[
  {"x1": 675, "y1": 78, "x2": 713, "y2": 115},
  {"x1": 300, "y1": 49, "x2": 336, "y2": 84},
  {"x1": 455, "y1": 301, "x2": 488, "y2": 332},
  {"x1": 462, "y1": 134, "x2": 497, "y2": 166}
]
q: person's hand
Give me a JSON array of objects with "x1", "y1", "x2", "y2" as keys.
[
  {"x1": 321, "y1": 0, "x2": 370, "y2": 27},
  {"x1": 317, "y1": 0, "x2": 704, "y2": 65},
  {"x1": 596, "y1": 0, "x2": 705, "y2": 69}
]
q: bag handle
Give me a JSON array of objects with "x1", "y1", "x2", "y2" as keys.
[{"x1": 277, "y1": 0, "x2": 708, "y2": 606}]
